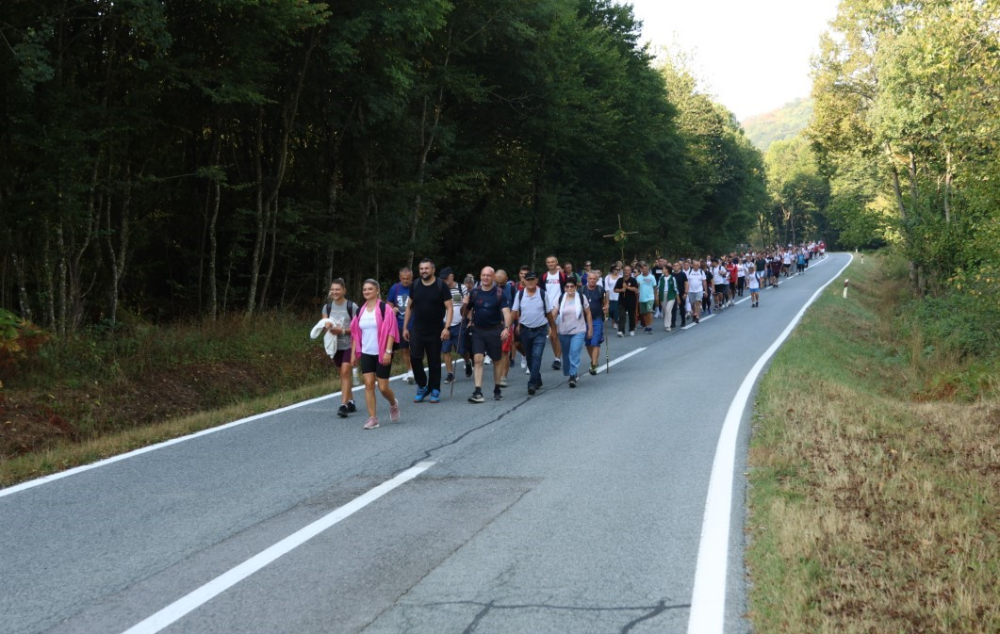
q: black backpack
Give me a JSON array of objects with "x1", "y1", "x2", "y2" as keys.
[
  {"x1": 324, "y1": 300, "x2": 357, "y2": 322},
  {"x1": 515, "y1": 286, "x2": 548, "y2": 314}
]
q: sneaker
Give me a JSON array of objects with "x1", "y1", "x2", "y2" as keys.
[
  {"x1": 465, "y1": 364, "x2": 473, "y2": 378},
  {"x1": 428, "y1": 389, "x2": 441, "y2": 403},
  {"x1": 664, "y1": 326, "x2": 671, "y2": 332},
  {"x1": 520, "y1": 358, "x2": 527, "y2": 369},
  {"x1": 552, "y1": 359, "x2": 562, "y2": 370},
  {"x1": 568, "y1": 376, "x2": 577, "y2": 388},
  {"x1": 493, "y1": 388, "x2": 503, "y2": 401},
  {"x1": 444, "y1": 372, "x2": 455, "y2": 384},
  {"x1": 389, "y1": 400, "x2": 400, "y2": 422},
  {"x1": 414, "y1": 386, "x2": 428, "y2": 403},
  {"x1": 499, "y1": 376, "x2": 508, "y2": 388},
  {"x1": 406, "y1": 373, "x2": 415, "y2": 385},
  {"x1": 346, "y1": 400, "x2": 357, "y2": 413},
  {"x1": 527, "y1": 385, "x2": 536, "y2": 396},
  {"x1": 469, "y1": 390, "x2": 485, "y2": 404},
  {"x1": 337, "y1": 404, "x2": 349, "y2": 418},
  {"x1": 629, "y1": 331, "x2": 635, "y2": 337},
  {"x1": 484, "y1": 356, "x2": 492, "y2": 366},
  {"x1": 616, "y1": 331, "x2": 623, "y2": 338},
  {"x1": 525, "y1": 367, "x2": 530, "y2": 375},
  {"x1": 589, "y1": 364, "x2": 597, "y2": 376},
  {"x1": 363, "y1": 416, "x2": 379, "y2": 430},
  {"x1": 693, "y1": 315, "x2": 700, "y2": 323}
]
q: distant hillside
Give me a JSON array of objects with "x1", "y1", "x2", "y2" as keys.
[{"x1": 742, "y1": 98, "x2": 814, "y2": 152}]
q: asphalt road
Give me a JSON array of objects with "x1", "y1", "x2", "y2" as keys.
[{"x1": 1, "y1": 254, "x2": 850, "y2": 634}]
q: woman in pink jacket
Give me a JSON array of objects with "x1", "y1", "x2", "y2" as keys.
[{"x1": 350, "y1": 279, "x2": 401, "y2": 430}]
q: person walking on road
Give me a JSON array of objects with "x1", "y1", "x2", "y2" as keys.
[
  {"x1": 440, "y1": 268, "x2": 466, "y2": 386},
  {"x1": 555, "y1": 278, "x2": 592, "y2": 387},
  {"x1": 604, "y1": 264, "x2": 622, "y2": 332},
  {"x1": 464, "y1": 267, "x2": 513, "y2": 403},
  {"x1": 387, "y1": 268, "x2": 414, "y2": 384},
  {"x1": 581, "y1": 271, "x2": 608, "y2": 375},
  {"x1": 542, "y1": 255, "x2": 568, "y2": 369},
  {"x1": 656, "y1": 264, "x2": 678, "y2": 332},
  {"x1": 402, "y1": 258, "x2": 453, "y2": 404},
  {"x1": 635, "y1": 262, "x2": 656, "y2": 334},
  {"x1": 320, "y1": 278, "x2": 358, "y2": 418},
  {"x1": 687, "y1": 260, "x2": 707, "y2": 324},
  {"x1": 511, "y1": 271, "x2": 555, "y2": 395},
  {"x1": 349, "y1": 280, "x2": 401, "y2": 430},
  {"x1": 614, "y1": 265, "x2": 639, "y2": 336},
  {"x1": 747, "y1": 263, "x2": 762, "y2": 307}
]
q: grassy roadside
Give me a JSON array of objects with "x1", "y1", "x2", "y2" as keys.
[
  {"x1": 0, "y1": 311, "x2": 410, "y2": 488},
  {"x1": 0, "y1": 380, "x2": 334, "y2": 487},
  {"x1": 746, "y1": 252, "x2": 1000, "y2": 633}
]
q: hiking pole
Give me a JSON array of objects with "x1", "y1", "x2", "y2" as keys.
[
  {"x1": 450, "y1": 317, "x2": 464, "y2": 399},
  {"x1": 604, "y1": 317, "x2": 611, "y2": 374}
]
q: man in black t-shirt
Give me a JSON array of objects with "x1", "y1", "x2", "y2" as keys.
[
  {"x1": 463, "y1": 267, "x2": 512, "y2": 403},
  {"x1": 403, "y1": 258, "x2": 453, "y2": 403},
  {"x1": 613, "y1": 265, "x2": 639, "y2": 336},
  {"x1": 671, "y1": 260, "x2": 688, "y2": 328}
]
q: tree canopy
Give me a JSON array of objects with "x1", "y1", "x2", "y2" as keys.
[{"x1": 1, "y1": 0, "x2": 766, "y2": 333}]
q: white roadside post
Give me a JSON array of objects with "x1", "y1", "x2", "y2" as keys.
[{"x1": 843, "y1": 279, "x2": 850, "y2": 299}]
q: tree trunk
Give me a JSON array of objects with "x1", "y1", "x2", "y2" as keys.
[
  {"x1": 258, "y1": 197, "x2": 279, "y2": 312},
  {"x1": 246, "y1": 107, "x2": 266, "y2": 315},
  {"x1": 943, "y1": 148, "x2": 952, "y2": 224},
  {"x1": 208, "y1": 138, "x2": 222, "y2": 320}
]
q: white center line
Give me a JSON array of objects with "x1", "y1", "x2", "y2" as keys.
[{"x1": 120, "y1": 462, "x2": 436, "y2": 634}]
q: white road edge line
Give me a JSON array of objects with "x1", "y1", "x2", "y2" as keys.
[
  {"x1": 686, "y1": 254, "x2": 853, "y2": 634},
  {"x1": 119, "y1": 461, "x2": 436, "y2": 634}
]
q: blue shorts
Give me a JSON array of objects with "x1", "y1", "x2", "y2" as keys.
[
  {"x1": 442, "y1": 323, "x2": 464, "y2": 354},
  {"x1": 585, "y1": 318, "x2": 605, "y2": 347}
]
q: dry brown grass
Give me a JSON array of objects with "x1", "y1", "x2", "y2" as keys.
[{"x1": 747, "y1": 253, "x2": 1000, "y2": 633}]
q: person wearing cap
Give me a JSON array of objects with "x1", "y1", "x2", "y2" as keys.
[{"x1": 511, "y1": 271, "x2": 555, "y2": 394}]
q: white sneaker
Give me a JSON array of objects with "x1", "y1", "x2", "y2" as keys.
[
  {"x1": 617, "y1": 331, "x2": 623, "y2": 338},
  {"x1": 525, "y1": 367, "x2": 530, "y2": 375},
  {"x1": 484, "y1": 356, "x2": 492, "y2": 365},
  {"x1": 520, "y1": 357, "x2": 527, "y2": 369},
  {"x1": 406, "y1": 372, "x2": 414, "y2": 385},
  {"x1": 629, "y1": 331, "x2": 635, "y2": 337}
]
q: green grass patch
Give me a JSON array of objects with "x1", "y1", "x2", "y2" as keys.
[{"x1": 746, "y1": 251, "x2": 1000, "y2": 633}]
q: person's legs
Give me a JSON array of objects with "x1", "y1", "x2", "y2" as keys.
[
  {"x1": 424, "y1": 336, "x2": 442, "y2": 392},
  {"x1": 409, "y1": 336, "x2": 427, "y2": 389},
  {"x1": 363, "y1": 373, "x2": 377, "y2": 417},
  {"x1": 558, "y1": 333, "x2": 572, "y2": 376},
  {"x1": 664, "y1": 299, "x2": 675, "y2": 329},
  {"x1": 567, "y1": 333, "x2": 585, "y2": 377}
]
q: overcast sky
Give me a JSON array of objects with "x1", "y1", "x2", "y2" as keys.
[{"x1": 626, "y1": 0, "x2": 841, "y2": 120}]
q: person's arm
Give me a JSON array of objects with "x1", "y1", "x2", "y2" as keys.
[
  {"x1": 584, "y1": 299, "x2": 593, "y2": 337},
  {"x1": 442, "y1": 293, "x2": 453, "y2": 340},
  {"x1": 402, "y1": 298, "x2": 412, "y2": 341},
  {"x1": 500, "y1": 307, "x2": 512, "y2": 340}
]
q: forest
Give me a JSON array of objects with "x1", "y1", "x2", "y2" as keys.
[{"x1": 1, "y1": 0, "x2": 768, "y2": 336}]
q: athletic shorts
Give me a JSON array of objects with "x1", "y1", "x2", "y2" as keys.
[
  {"x1": 470, "y1": 326, "x2": 503, "y2": 361},
  {"x1": 716, "y1": 284, "x2": 729, "y2": 296},
  {"x1": 392, "y1": 322, "x2": 410, "y2": 351},
  {"x1": 585, "y1": 318, "x2": 604, "y2": 347},
  {"x1": 688, "y1": 291, "x2": 703, "y2": 304},
  {"x1": 639, "y1": 300, "x2": 654, "y2": 315},
  {"x1": 442, "y1": 324, "x2": 464, "y2": 354},
  {"x1": 332, "y1": 349, "x2": 350, "y2": 367},
  {"x1": 359, "y1": 353, "x2": 391, "y2": 379}
]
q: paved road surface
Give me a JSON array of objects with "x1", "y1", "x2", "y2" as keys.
[{"x1": 1, "y1": 254, "x2": 850, "y2": 634}]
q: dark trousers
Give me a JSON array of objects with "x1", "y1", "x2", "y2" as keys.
[
  {"x1": 618, "y1": 301, "x2": 636, "y2": 333},
  {"x1": 410, "y1": 333, "x2": 443, "y2": 392},
  {"x1": 671, "y1": 295, "x2": 686, "y2": 328},
  {"x1": 519, "y1": 325, "x2": 548, "y2": 388}
]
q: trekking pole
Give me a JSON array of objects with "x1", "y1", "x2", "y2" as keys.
[
  {"x1": 450, "y1": 318, "x2": 465, "y2": 399},
  {"x1": 604, "y1": 318, "x2": 611, "y2": 374}
]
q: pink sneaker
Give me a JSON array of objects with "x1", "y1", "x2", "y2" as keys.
[
  {"x1": 389, "y1": 401, "x2": 400, "y2": 423},
  {"x1": 363, "y1": 416, "x2": 379, "y2": 430}
]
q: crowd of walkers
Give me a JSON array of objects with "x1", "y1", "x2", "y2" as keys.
[{"x1": 313, "y1": 242, "x2": 826, "y2": 429}]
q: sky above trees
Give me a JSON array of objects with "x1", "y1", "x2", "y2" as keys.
[{"x1": 627, "y1": 0, "x2": 840, "y2": 120}]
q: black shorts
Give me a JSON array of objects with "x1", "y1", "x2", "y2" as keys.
[
  {"x1": 359, "y1": 353, "x2": 391, "y2": 379},
  {"x1": 470, "y1": 326, "x2": 503, "y2": 361}
]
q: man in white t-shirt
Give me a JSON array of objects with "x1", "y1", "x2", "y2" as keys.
[
  {"x1": 686, "y1": 260, "x2": 707, "y2": 324},
  {"x1": 542, "y1": 255, "x2": 566, "y2": 370}
]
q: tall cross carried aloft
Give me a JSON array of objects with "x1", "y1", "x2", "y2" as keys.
[{"x1": 603, "y1": 215, "x2": 638, "y2": 261}]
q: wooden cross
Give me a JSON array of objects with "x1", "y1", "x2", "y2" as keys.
[{"x1": 603, "y1": 215, "x2": 638, "y2": 261}]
